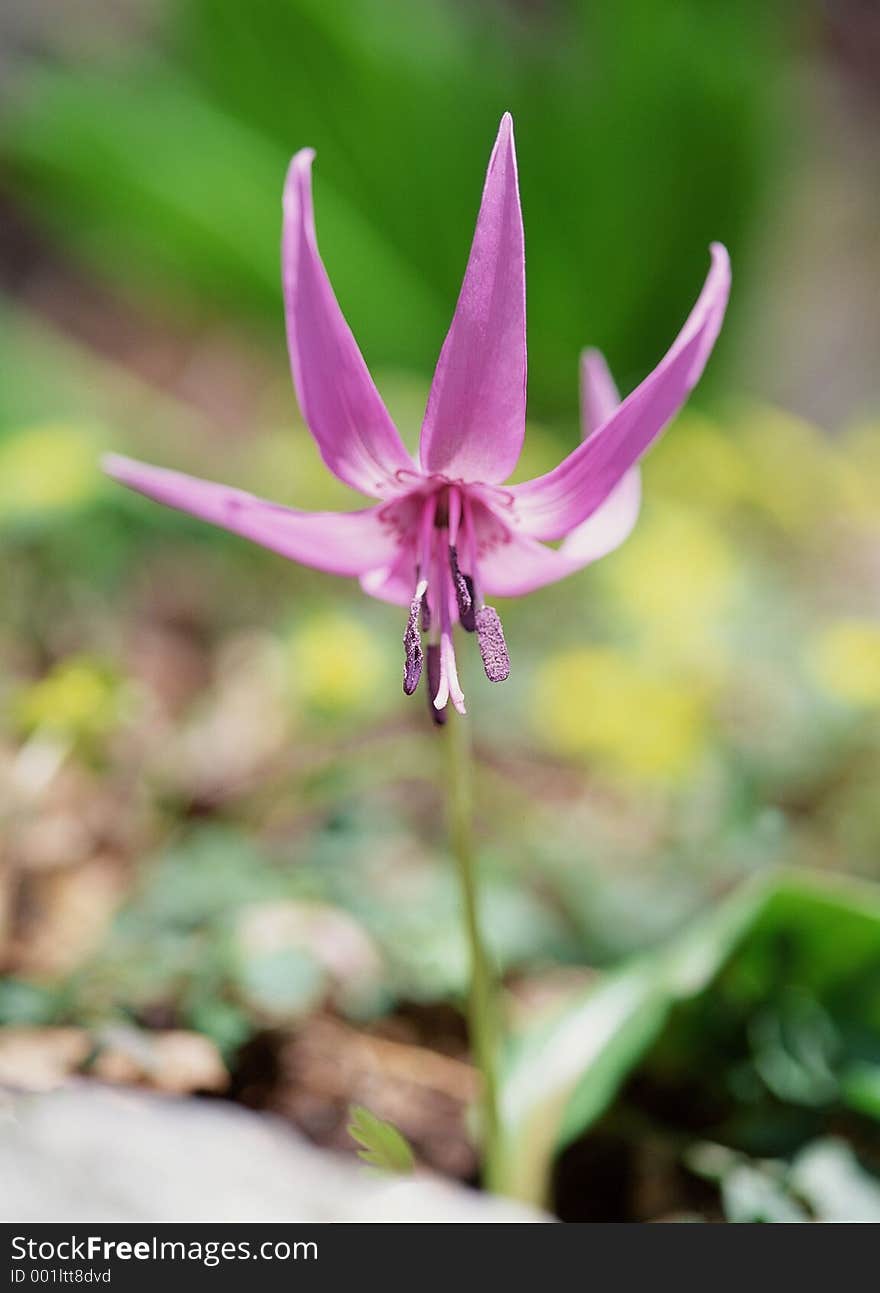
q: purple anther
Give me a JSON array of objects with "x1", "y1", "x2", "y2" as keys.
[
  {"x1": 403, "y1": 595, "x2": 424, "y2": 695},
  {"x1": 475, "y1": 605, "x2": 510, "y2": 682},
  {"x1": 448, "y1": 544, "x2": 473, "y2": 624}
]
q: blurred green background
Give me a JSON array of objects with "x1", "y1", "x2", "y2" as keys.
[{"x1": 1, "y1": 0, "x2": 879, "y2": 1220}]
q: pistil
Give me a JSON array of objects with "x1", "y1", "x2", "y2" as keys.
[{"x1": 434, "y1": 544, "x2": 466, "y2": 715}]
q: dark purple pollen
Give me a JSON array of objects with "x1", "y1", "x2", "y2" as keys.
[
  {"x1": 403, "y1": 595, "x2": 423, "y2": 695},
  {"x1": 460, "y1": 574, "x2": 477, "y2": 633},
  {"x1": 475, "y1": 606, "x2": 510, "y2": 682},
  {"x1": 426, "y1": 643, "x2": 447, "y2": 725},
  {"x1": 448, "y1": 545, "x2": 474, "y2": 628},
  {"x1": 420, "y1": 593, "x2": 432, "y2": 634}
]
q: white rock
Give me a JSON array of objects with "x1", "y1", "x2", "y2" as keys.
[{"x1": 0, "y1": 1082, "x2": 544, "y2": 1223}]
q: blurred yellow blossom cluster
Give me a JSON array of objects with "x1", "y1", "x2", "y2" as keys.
[
  {"x1": 13, "y1": 657, "x2": 126, "y2": 748},
  {"x1": 286, "y1": 613, "x2": 393, "y2": 717},
  {"x1": 533, "y1": 647, "x2": 710, "y2": 780},
  {"x1": 530, "y1": 406, "x2": 880, "y2": 785},
  {"x1": 2, "y1": 401, "x2": 879, "y2": 800},
  {"x1": 809, "y1": 621, "x2": 880, "y2": 708},
  {"x1": 0, "y1": 423, "x2": 103, "y2": 523}
]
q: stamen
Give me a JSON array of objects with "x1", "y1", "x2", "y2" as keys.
[
  {"x1": 475, "y1": 606, "x2": 510, "y2": 683},
  {"x1": 402, "y1": 493, "x2": 439, "y2": 701},
  {"x1": 462, "y1": 493, "x2": 480, "y2": 598},
  {"x1": 403, "y1": 592, "x2": 424, "y2": 695},
  {"x1": 449, "y1": 489, "x2": 476, "y2": 630},
  {"x1": 448, "y1": 544, "x2": 473, "y2": 623},
  {"x1": 460, "y1": 573, "x2": 476, "y2": 633},
  {"x1": 447, "y1": 487, "x2": 462, "y2": 545},
  {"x1": 426, "y1": 644, "x2": 447, "y2": 725}
]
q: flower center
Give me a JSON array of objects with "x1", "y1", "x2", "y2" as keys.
[{"x1": 400, "y1": 484, "x2": 510, "y2": 719}]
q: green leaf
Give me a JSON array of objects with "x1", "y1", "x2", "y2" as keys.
[
  {"x1": 347, "y1": 1105, "x2": 415, "y2": 1175},
  {"x1": 841, "y1": 1063, "x2": 880, "y2": 1122},
  {"x1": 496, "y1": 869, "x2": 880, "y2": 1205}
]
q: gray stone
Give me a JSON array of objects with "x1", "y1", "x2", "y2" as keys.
[{"x1": 0, "y1": 1082, "x2": 544, "y2": 1223}]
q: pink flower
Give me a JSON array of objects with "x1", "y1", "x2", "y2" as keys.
[{"x1": 103, "y1": 114, "x2": 729, "y2": 721}]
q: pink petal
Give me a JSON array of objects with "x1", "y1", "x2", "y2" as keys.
[
  {"x1": 562, "y1": 350, "x2": 641, "y2": 557},
  {"x1": 478, "y1": 472, "x2": 642, "y2": 597},
  {"x1": 558, "y1": 467, "x2": 641, "y2": 565},
  {"x1": 359, "y1": 545, "x2": 415, "y2": 607},
  {"x1": 510, "y1": 243, "x2": 730, "y2": 540},
  {"x1": 418, "y1": 114, "x2": 527, "y2": 484},
  {"x1": 103, "y1": 454, "x2": 402, "y2": 577},
  {"x1": 282, "y1": 150, "x2": 416, "y2": 498},
  {"x1": 580, "y1": 348, "x2": 621, "y2": 439}
]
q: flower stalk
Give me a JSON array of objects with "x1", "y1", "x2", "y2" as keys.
[
  {"x1": 445, "y1": 713, "x2": 502, "y2": 1190},
  {"x1": 93, "y1": 109, "x2": 735, "y2": 1208}
]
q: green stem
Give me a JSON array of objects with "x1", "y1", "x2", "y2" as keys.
[{"x1": 446, "y1": 713, "x2": 502, "y2": 1191}]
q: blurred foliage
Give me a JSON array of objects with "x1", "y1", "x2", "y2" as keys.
[
  {"x1": 688, "y1": 1137, "x2": 880, "y2": 1223},
  {"x1": 2, "y1": 332, "x2": 878, "y2": 1214},
  {"x1": 498, "y1": 871, "x2": 880, "y2": 1212},
  {"x1": 1, "y1": 0, "x2": 878, "y2": 1222},
  {"x1": 0, "y1": 0, "x2": 789, "y2": 418},
  {"x1": 0, "y1": 815, "x2": 573, "y2": 1048}
]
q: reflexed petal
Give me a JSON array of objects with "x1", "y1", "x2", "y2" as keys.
[
  {"x1": 510, "y1": 243, "x2": 730, "y2": 540},
  {"x1": 554, "y1": 351, "x2": 640, "y2": 563},
  {"x1": 580, "y1": 348, "x2": 620, "y2": 438},
  {"x1": 419, "y1": 113, "x2": 526, "y2": 484},
  {"x1": 478, "y1": 471, "x2": 642, "y2": 596},
  {"x1": 103, "y1": 454, "x2": 402, "y2": 576},
  {"x1": 283, "y1": 150, "x2": 415, "y2": 498}
]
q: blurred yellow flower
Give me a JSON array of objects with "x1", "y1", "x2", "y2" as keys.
[
  {"x1": 0, "y1": 423, "x2": 102, "y2": 521},
  {"x1": 532, "y1": 646, "x2": 709, "y2": 781},
  {"x1": 808, "y1": 620, "x2": 880, "y2": 707},
  {"x1": 647, "y1": 405, "x2": 879, "y2": 535},
  {"x1": 841, "y1": 424, "x2": 880, "y2": 522},
  {"x1": 736, "y1": 407, "x2": 867, "y2": 531},
  {"x1": 647, "y1": 412, "x2": 753, "y2": 514},
  {"x1": 606, "y1": 503, "x2": 737, "y2": 661},
  {"x1": 287, "y1": 612, "x2": 391, "y2": 715},
  {"x1": 14, "y1": 657, "x2": 124, "y2": 742}
]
